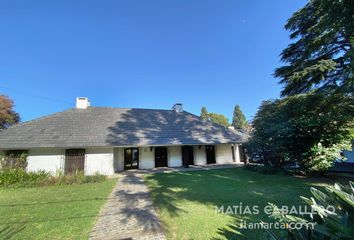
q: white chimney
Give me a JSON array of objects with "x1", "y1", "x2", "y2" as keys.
[
  {"x1": 172, "y1": 103, "x2": 183, "y2": 113},
  {"x1": 76, "y1": 97, "x2": 90, "y2": 109}
]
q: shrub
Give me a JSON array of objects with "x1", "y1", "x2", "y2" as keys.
[
  {"x1": 0, "y1": 150, "x2": 28, "y2": 170},
  {"x1": 0, "y1": 169, "x2": 50, "y2": 187},
  {"x1": 37, "y1": 171, "x2": 107, "y2": 187},
  {"x1": 84, "y1": 172, "x2": 107, "y2": 183},
  {"x1": 0, "y1": 169, "x2": 107, "y2": 188},
  {"x1": 267, "y1": 181, "x2": 354, "y2": 239}
]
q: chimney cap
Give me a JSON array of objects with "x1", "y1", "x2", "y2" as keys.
[{"x1": 172, "y1": 103, "x2": 183, "y2": 113}]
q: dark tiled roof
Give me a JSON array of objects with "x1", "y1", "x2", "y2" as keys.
[{"x1": 0, "y1": 107, "x2": 248, "y2": 149}]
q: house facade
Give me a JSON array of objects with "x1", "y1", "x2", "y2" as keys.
[{"x1": 0, "y1": 98, "x2": 248, "y2": 175}]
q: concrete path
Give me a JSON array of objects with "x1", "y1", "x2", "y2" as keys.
[{"x1": 89, "y1": 172, "x2": 165, "y2": 240}]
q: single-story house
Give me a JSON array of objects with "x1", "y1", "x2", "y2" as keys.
[{"x1": 0, "y1": 98, "x2": 248, "y2": 175}]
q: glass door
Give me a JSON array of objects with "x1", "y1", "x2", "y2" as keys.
[{"x1": 124, "y1": 148, "x2": 139, "y2": 170}]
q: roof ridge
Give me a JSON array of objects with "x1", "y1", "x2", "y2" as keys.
[{"x1": 89, "y1": 106, "x2": 174, "y2": 111}]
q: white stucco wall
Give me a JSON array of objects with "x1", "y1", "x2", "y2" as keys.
[
  {"x1": 215, "y1": 144, "x2": 235, "y2": 164},
  {"x1": 194, "y1": 146, "x2": 206, "y2": 165},
  {"x1": 234, "y1": 144, "x2": 241, "y2": 163},
  {"x1": 140, "y1": 147, "x2": 154, "y2": 169},
  {"x1": 168, "y1": 146, "x2": 182, "y2": 167},
  {"x1": 85, "y1": 148, "x2": 114, "y2": 175},
  {"x1": 114, "y1": 148, "x2": 124, "y2": 171},
  {"x1": 24, "y1": 143, "x2": 242, "y2": 175},
  {"x1": 27, "y1": 148, "x2": 65, "y2": 174}
]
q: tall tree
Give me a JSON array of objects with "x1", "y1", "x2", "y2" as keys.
[
  {"x1": 231, "y1": 105, "x2": 247, "y2": 130},
  {"x1": 200, "y1": 106, "x2": 209, "y2": 120},
  {"x1": 0, "y1": 95, "x2": 20, "y2": 130},
  {"x1": 249, "y1": 0, "x2": 354, "y2": 174},
  {"x1": 208, "y1": 113, "x2": 229, "y2": 127},
  {"x1": 274, "y1": 0, "x2": 354, "y2": 96}
]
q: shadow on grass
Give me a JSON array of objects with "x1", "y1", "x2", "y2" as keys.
[
  {"x1": 145, "y1": 168, "x2": 320, "y2": 239},
  {"x1": 0, "y1": 223, "x2": 26, "y2": 239}
]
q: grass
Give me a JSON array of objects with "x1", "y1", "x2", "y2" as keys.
[
  {"x1": 145, "y1": 167, "x2": 336, "y2": 240},
  {"x1": 0, "y1": 179, "x2": 116, "y2": 240}
]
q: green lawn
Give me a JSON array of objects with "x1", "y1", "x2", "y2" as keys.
[
  {"x1": 0, "y1": 180, "x2": 116, "y2": 240},
  {"x1": 145, "y1": 168, "x2": 334, "y2": 240}
]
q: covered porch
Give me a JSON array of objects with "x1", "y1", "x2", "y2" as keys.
[{"x1": 113, "y1": 143, "x2": 246, "y2": 172}]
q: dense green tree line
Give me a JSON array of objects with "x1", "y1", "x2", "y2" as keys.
[{"x1": 200, "y1": 105, "x2": 248, "y2": 130}]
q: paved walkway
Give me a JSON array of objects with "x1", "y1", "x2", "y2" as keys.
[{"x1": 89, "y1": 172, "x2": 165, "y2": 240}]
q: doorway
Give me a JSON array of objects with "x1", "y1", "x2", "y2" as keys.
[
  {"x1": 124, "y1": 148, "x2": 139, "y2": 170},
  {"x1": 182, "y1": 146, "x2": 194, "y2": 167},
  {"x1": 155, "y1": 147, "x2": 168, "y2": 167},
  {"x1": 206, "y1": 145, "x2": 216, "y2": 164}
]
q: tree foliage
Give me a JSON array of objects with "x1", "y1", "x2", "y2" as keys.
[
  {"x1": 248, "y1": 0, "x2": 354, "y2": 174},
  {"x1": 208, "y1": 112, "x2": 230, "y2": 127},
  {"x1": 231, "y1": 104, "x2": 247, "y2": 130},
  {"x1": 249, "y1": 92, "x2": 354, "y2": 174},
  {"x1": 200, "y1": 106, "x2": 209, "y2": 120},
  {"x1": 275, "y1": 0, "x2": 354, "y2": 96},
  {"x1": 200, "y1": 106, "x2": 230, "y2": 127},
  {"x1": 267, "y1": 181, "x2": 354, "y2": 240},
  {"x1": 0, "y1": 95, "x2": 20, "y2": 130}
]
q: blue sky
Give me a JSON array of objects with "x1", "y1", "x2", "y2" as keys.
[{"x1": 0, "y1": 0, "x2": 306, "y2": 122}]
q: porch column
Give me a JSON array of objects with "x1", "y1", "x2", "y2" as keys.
[{"x1": 235, "y1": 144, "x2": 241, "y2": 163}]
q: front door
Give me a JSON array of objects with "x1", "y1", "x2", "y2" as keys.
[
  {"x1": 155, "y1": 147, "x2": 168, "y2": 167},
  {"x1": 182, "y1": 146, "x2": 194, "y2": 167},
  {"x1": 124, "y1": 148, "x2": 139, "y2": 170},
  {"x1": 65, "y1": 149, "x2": 85, "y2": 174},
  {"x1": 206, "y1": 145, "x2": 216, "y2": 164},
  {"x1": 239, "y1": 146, "x2": 246, "y2": 162}
]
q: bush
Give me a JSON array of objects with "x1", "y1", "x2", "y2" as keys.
[
  {"x1": 0, "y1": 169, "x2": 50, "y2": 187},
  {"x1": 0, "y1": 150, "x2": 28, "y2": 170},
  {"x1": 0, "y1": 169, "x2": 107, "y2": 188},
  {"x1": 84, "y1": 172, "x2": 107, "y2": 183},
  {"x1": 38, "y1": 171, "x2": 107, "y2": 186},
  {"x1": 267, "y1": 181, "x2": 354, "y2": 240}
]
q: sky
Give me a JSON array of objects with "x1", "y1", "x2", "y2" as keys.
[{"x1": 0, "y1": 0, "x2": 306, "y2": 122}]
